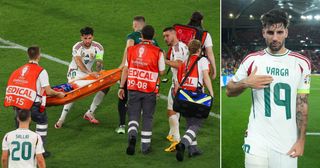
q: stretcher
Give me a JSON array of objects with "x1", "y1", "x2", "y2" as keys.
[{"x1": 46, "y1": 68, "x2": 121, "y2": 106}]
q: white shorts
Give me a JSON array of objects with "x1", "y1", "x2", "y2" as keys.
[
  {"x1": 167, "y1": 87, "x2": 174, "y2": 110},
  {"x1": 245, "y1": 148, "x2": 297, "y2": 168},
  {"x1": 67, "y1": 68, "x2": 87, "y2": 82}
]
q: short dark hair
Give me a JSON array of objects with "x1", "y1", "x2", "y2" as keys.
[
  {"x1": 188, "y1": 11, "x2": 204, "y2": 28},
  {"x1": 141, "y1": 25, "x2": 154, "y2": 40},
  {"x1": 260, "y1": 9, "x2": 290, "y2": 28},
  {"x1": 163, "y1": 27, "x2": 175, "y2": 32},
  {"x1": 16, "y1": 108, "x2": 30, "y2": 122},
  {"x1": 80, "y1": 27, "x2": 94, "y2": 35},
  {"x1": 133, "y1": 15, "x2": 145, "y2": 22},
  {"x1": 27, "y1": 46, "x2": 40, "y2": 60}
]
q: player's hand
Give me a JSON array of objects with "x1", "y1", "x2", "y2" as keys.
[
  {"x1": 243, "y1": 67, "x2": 273, "y2": 89},
  {"x1": 89, "y1": 71, "x2": 100, "y2": 78},
  {"x1": 118, "y1": 89, "x2": 125, "y2": 100},
  {"x1": 211, "y1": 71, "x2": 217, "y2": 80},
  {"x1": 287, "y1": 139, "x2": 305, "y2": 158},
  {"x1": 118, "y1": 64, "x2": 124, "y2": 69},
  {"x1": 57, "y1": 92, "x2": 65, "y2": 98}
]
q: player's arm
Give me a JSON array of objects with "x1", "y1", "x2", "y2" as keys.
[
  {"x1": 44, "y1": 86, "x2": 65, "y2": 98},
  {"x1": 118, "y1": 65, "x2": 128, "y2": 100},
  {"x1": 119, "y1": 39, "x2": 134, "y2": 68},
  {"x1": 226, "y1": 67, "x2": 273, "y2": 97},
  {"x1": 296, "y1": 93, "x2": 308, "y2": 141},
  {"x1": 96, "y1": 60, "x2": 103, "y2": 72},
  {"x1": 1, "y1": 150, "x2": 8, "y2": 168},
  {"x1": 203, "y1": 69, "x2": 214, "y2": 97},
  {"x1": 205, "y1": 46, "x2": 217, "y2": 80},
  {"x1": 164, "y1": 59, "x2": 183, "y2": 69},
  {"x1": 39, "y1": 71, "x2": 65, "y2": 98},
  {"x1": 287, "y1": 93, "x2": 308, "y2": 158},
  {"x1": 159, "y1": 51, "x2": 166, "y2": 76},
  {"x1": 74, "y1": 56, "x2": 91, "y2": 74},
  {"x1": 36, "y1": 154, "x2": 46, "y2": 168}
]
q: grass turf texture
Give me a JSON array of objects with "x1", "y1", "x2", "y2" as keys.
[
  {"x1": 222, "y1": 76, "x2": 320, "y2": 167},
  {"x1": 0, "y1": 0, "x2": 220, "y2": 167}
]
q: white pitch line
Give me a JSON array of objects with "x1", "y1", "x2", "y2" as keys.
[
  {"x1": 307, "y1": 132, "x2": 320, "y2": 136},
  {"x1": 0, "y1": 45, "x2": 21, "y2": 49},
  {"x1": 0, "y1": 37, "x2": 69, "y2": 66},
  {"x1": 0, "y1": 37, "x2": 220, "y2": 119}
]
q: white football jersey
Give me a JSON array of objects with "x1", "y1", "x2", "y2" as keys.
[
  {"x1": 68, "y1": 41, "x2": 104, "y2": 79},
  {"x1": 169, "y1": 41, "x2": 189, "y2": 85},
  {"x1": 2, "y1": 128, "x2": 45, "y2": 168},
  {"x1": 232, "y1": 49, "x2": 311, "y2": 156}
]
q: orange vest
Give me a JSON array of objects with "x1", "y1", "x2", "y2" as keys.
[
  {"x1": 127, "y1": 41, "x2": 161, "y2": 93},
  {"x1": 4, "y1": 63, "x2": 43, "y2": 110},
  {"x1": 177, "y1": 55, "x2": 201, "y2": 92}
]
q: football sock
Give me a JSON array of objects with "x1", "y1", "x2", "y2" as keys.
[
  {"x1": 59, "y1": 103, "x2": 73, "y2": 121},
  {"x1": 89, "y1": 91, "x2": 105, "y2": 114},
  {"x1": 169, "y1": 114, "x2": 180, "y2": 141}
]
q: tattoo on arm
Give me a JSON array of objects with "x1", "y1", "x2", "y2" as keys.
[
  {"x1": 96, "y1": 61, "x2": 103, "y2": 72},
  {"x1": 296, "y1": 94, "x2": 308, "y2": 139}
]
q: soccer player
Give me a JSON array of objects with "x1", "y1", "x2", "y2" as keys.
[
  {"x1": 175, "y1": 40, "x2": 213, "y2": 161},
  {"x1": 226, "y1": 9, "x2": 310, "y2": 168},
  {"x1": 118, "y1": 25, "x2": 165, "y2": 155},
  {"x1": 162, "y1": 27, "x2": 189, "y2": 152},
  {"x1": 4, "y1": 46, "x2": 65, "y2": 158},
  {"x1": 187, "y1": 11, "x2": 217, "y2": 80},
  {"x1": 116, "y1": 16, "x2": 159, "y2": 134},
  {"x1": 55, "y1": 27, "x2": 110, "y2": 128},
  {"x1": 2, "y1": 109, "x2": 46, "y2": 168}
]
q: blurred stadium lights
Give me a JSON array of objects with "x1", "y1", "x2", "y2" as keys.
[
  {"x1": 249, "y1": 14, "x2": 254, "y2": 20},
  {"x1": 229, "y1": 13, "x2": 234, "y2": 18},
  {"x1": 289, "y1": 15, "x2": 292, "y2": 19},
  {"x1": 315, "y1": 15, "x2": 320, "y2": 20},
  {"x1": 307, "y1": 15, "x2": 313, "y2": 20}
]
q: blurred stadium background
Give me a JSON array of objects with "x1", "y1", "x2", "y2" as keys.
[
  {"x1": 222, "y1": 0, "x2": 320, "y2": 167},
  {"x1": 0, "y1": 0, "x2": 220, "y2": 167}
]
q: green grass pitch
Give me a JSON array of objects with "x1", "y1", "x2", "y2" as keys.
[
  {"x1": 222, "y1": 76, "x2": 320, "y2": 167},
  {"x1": 0, "y1": 0, "x2": 220, "y2": 167}
]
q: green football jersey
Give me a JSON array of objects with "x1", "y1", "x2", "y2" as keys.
[{"x1": 127, "y1": 31, "x2": 159, "y2": 46}]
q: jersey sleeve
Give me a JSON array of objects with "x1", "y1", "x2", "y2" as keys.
[
  {"x1": 2, "y1": 134, "x2": 9, "y2": 151},
  {"x1": 204, "y1": 33, "x2": 213, "y2": 48},
  {"x1": 172, "y1": 44, "x2": 187, "y2": 62},
  {"x1": 35, "y1": 135, "x2": 45, "y2": 154},
  {"x1": 39, "y1": 70, "x2": 50, "y2": 88},
  {"x1": 72, "y1": 43, "x2": 82, "y2": 57},
  {"x1": 297, "y1": 61, "x2": 311, "y2": 94},
  {"x1": 232, "y1": 57, "x2": 253, "y2": 82},
  {"x1": 199, "y1": 57, "x2": 210, "y2": 72},
  {"x1": 127, "y1": 32, "x2": 135, "y2": 40}
]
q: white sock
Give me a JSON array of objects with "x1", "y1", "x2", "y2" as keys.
[
  {"x1": 168, "y1": 115, "x2": 174, "y2": 136},
  {"x1": 89, "y1": 91, "x2": 105, "y2": 114},
  {"x1": 169, "y1": 114, "x2": 180, "y2": 141},
  {"x1": 59, "y1": 103, "x2": 73, "y2": 121}
]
